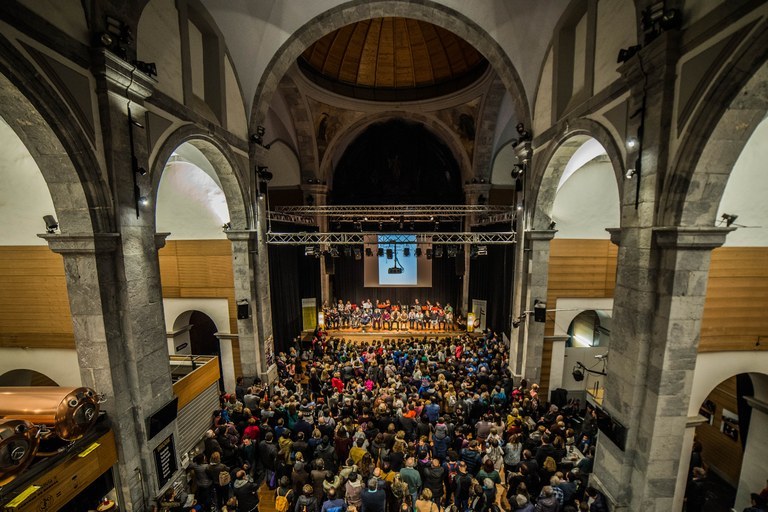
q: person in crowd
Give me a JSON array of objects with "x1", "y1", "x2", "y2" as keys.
[
  {"x1": 232, "y1": 469, "x2": 260, "y2": 512},
  {"x1": 415, "y1": 488, "x2": 441, "y2": 512}
]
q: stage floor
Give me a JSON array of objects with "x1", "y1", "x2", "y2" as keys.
[{"x1": 307, "y1": 327, "x2": 469, "y2": 343}]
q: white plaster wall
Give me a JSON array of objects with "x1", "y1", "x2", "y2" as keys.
[
  {"x1": 0, "y1": 348, "x2": 81, "y2": 386},
  {"x1": 556, "y1": 138, "x2": 607, "y2": 191},
  {"x1": 718, "y1": 117, "x2": 768, "y2": 247},
  {"x1": 594, "y1": 0, "x2": 636, "y2": 94},
  {"x1": 736, "y1": 408, "x2": 768, "y2": 510},
  {"x1": 492, "y1": 91, "x2": 517, "y2": 149},
  {"x1": 163, "y1": 298, "x2": 231, "y2": 343},
  {"x1": 156, "y1": 160, "x2": 229, "y2": 239},
  {"x1": 562, "y1": 346, "x2": 609, "y2": 391},
  {"x1": 551, "y1": 159, "x2": 620, "y2": 239},
  {"x1": 490, "y1": 142, "x2": 516, "y2": 186},
  {"x1": 18, "y1": 0, "x2": 89, "y2": 44},
  {"x1": 572, "y1": 13, "x2": 587, "y2": 94},
  {"x1": 189, "y1": 20, "x2": 205, "y2": 99},
  {"x1": 138, "y1": 0, "x2": 184, "y2": 104},
  {"x1": 533, "y1": 48, "x2": 554, "y2": 136},
  {"x1": 0, "y1": 117, "x2": 57, "y2": 245},
  {"x1": 225, "y1": 56, "x2": 248, "y2": 140},
  {"x1": 265, "y1": 140, "x2": 302, "y2": 188}
]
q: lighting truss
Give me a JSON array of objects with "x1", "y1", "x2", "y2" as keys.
[
  {"x1": 275, "y1": 204, "x2": 514, "y2": 221},
  {"x1": 472, "y1": 211, "x2": 517, "y2": 227},
  {"x1": 267, "y1": 211, "x2": 316, "y2": 226},
  {"x1": 266, "y1": 231, "x2": 516, "y2": 245}
]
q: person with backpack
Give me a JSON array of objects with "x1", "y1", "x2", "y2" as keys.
[
  {"x1": 206, "y1": 451, "x2": 232, "y2": 510},
  {"x1": 442, "y1": 454, "x2": 460, "y2": 505},
  {"x1": 233, "y1": 470, "x2": 260, "y2": 512},
  {"x1": 276, "y1": 476, "x2": 295, "y2": 512}
]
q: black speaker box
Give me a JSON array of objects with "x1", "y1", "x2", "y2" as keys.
[{"x1": 237, "y1": 302, "x2": 249, "y2": 319}]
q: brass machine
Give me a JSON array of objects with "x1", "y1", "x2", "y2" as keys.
[{"x1": 0, "y1": 419, "x2": 41, "y2": 486}]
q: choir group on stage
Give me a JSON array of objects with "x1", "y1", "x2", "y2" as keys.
[{"x1": 322, "y1": 299, "x2": 462, "y2": 331}]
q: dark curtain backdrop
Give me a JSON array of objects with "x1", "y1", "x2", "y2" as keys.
[
  {"x1": 468, "y1": 225, "x2": 515, "y2": 337},
  {"x1": 268, "y1": 226, "x2": 321, "y2": 354},
  {"x1": 332, "y1": 255, "x2": 460, "y2": 311}
]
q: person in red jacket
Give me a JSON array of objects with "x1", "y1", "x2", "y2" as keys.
[{"x1": 332, "y1": 372, "x2": 345, "y2": 394}]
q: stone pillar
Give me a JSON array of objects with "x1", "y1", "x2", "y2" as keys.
[
  {"x1": 462, "y1": 184, "x2": 490, "y2": 315},
  {"x1": 593, "y1": 227, "x2": 731, "y2": 511},
  {"x1": 521, "y1": 229, "x2": 556, "y2": 384},
  {"x1": 40, "y1": 232, "x2": 174, "y2": 511},
  {"x1": 226, "y1": 230, "x2": 261, "y2": 380},
  {"x1": 91, "y1": 49, "x2": 179, "y2": 508},
  {"x1": 304, "y1": 184, "x2": 330, "y2": 304}
]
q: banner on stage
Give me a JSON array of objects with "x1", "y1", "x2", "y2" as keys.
[
  {"x1": 302, "y1": 298, "x2": 317, "y2": 331},
  {"x1": 471, "y1": 299, "x2": 487, "y2": 332}
]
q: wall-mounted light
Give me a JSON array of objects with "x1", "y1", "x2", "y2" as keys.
[
  {"x1": 43, "y1": 215, "x2": 59, "y2": 234},
  {"x1": 617, "y1": 45, "x2": 641, "y2": 63},
  {"x1": 626, "y1": 136, "x2": 639, "y2": 150},
  {"x1": 625, "y1": 168, "x2": 637, "y2": 180},
  {"x1": 721, "y1": 213, "x2": 738, "y2": 227}
]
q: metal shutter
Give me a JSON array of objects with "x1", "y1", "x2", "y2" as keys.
[{"x1": 176, "y1": 383, "x2": 219, "y2": 456}]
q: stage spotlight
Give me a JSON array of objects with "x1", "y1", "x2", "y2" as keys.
[
  {"x1": 343, "y1": 246, "x2": 352, "y2": 257},
  {"x1": 377, "y1": 248, "x2": 384, "y2": 257},
  {"x1": 572, "y1": 366, "x2": 585, "y2": 382},
  {"x1": 625, "y1": 168, "x2": 637, "y2": 179},
  {"x1": 426, "y1": 248, "x2": 433, "y2": 260},
  {"x1": 415, "y1": 247, "x2": 422, "y2": 257},
  {"x1": 365, "y1": 247, "x2": 373, "y2": 257},
  {"x1": 470, "y1": 246, "x2": 478, "y2": 258},
  {"x1": 476, "y1": 245, "x2": 488, "y2": 256},
  {"x1": 447, "y1": 245, "x2": 457, "y2": 258},
  {"x1": 434, "y1": 246, "x2": 444, "y2": 258},
  {"x1": 43, "y1": 215, "x2": 59, "y2": 234},
  {"x1": 511, "y1": 163, "x2": 525, "y2": 179},
  {"x1": 626, "y1": 136, "x2": 639, "y2": 150},
  {"x1": 721, "y1": 213, "x2": 738, "y2": 227},
  {"x1": 403, "y1": 247, "x2": 410, "y2": 257},
  {"x1": 386, "y1": 248, "x2": 393, "y2": 259},
  {"x1": 548, "y1": 221, "x2": 557, "y2": 230},
  {"x1": 329, "y1": 246, "x2": 339, "y2": 258},
  {"x1": 353, "y1": 247, "x2": 362, "y2": 260},
  {"x1": 304, "y1": 246, "x2": 315, "y2": 256},
  {"x1": 617, "y1": 44, "x2": 641, "y2": 63}
]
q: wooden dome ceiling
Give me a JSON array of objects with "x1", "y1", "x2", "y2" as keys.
[{"x1": 299, "y1": 17, "x2": 488, "y2": 100}]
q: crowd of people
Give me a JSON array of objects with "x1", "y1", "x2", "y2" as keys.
[
  {"x1": 158, "y1": 329, "x2": 607, "y2": 512},
  {"x1": 321, "y1": 299, "x2": 464, "y2": 331}
]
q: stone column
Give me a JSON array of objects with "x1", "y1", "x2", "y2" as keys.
[
  {"x1": 521, "y1": 229, "x2": 556, "y2": 384},
  {"x1": 40, "y1": 232, "x2": 171, "y2": 510},
  {"x1": 91, "y1": 49, "x2": 178, "y2": 507},
  {"x1": 461, "y1": 184, "x2": 490, "y2": 315},
  {"x1": 254, "y1": 193, "x2": 277, "y2": 382},
  {"x1": 672, "y1": 415, "x2": 708, "y2": 512},
  {"x1": 303, "y1": 183, "x2": 330, "y2": 304},
  {"x1": 226, "y1": 230, "x2": 261, "y2": 380},
  {"x1": 593, "y1": 227, "x2": 732, "y2": 511}
]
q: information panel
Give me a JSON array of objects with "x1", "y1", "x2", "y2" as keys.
[{"x1": 153, "y1": 434, "x2": 178, "y2": 489}]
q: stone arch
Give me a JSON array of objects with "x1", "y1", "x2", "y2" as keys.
[
  {"x1": 149, "y1": 125, "x2": 251, "y2": 230},
  {"x1": 276, "y1": 73, "x2": 319, "y2": 181},
  {"x1": 0, "y1": 36, "x2": 112, "y2": 235},
  {"x1": 662, "y1": 27, "x2": 768, "y2": 227},
  {"x1": 319, "y1": 111, "x2": 474, "y2": 187},
  {"x1": 249, "y1": 1, "x2": 530, "y2": 137},
  {"x1": 473, "y1": 74, "x2": 508, "y2": 182},
  {"x1": 689, "y1": 352, "x2": 768, "y2": 417},
  {"x1": 529, "y1": 118, "x2": 624, "y2": 230},
  {"x1": 0, "y1": 369, "x2": 58, "y2": 386}
]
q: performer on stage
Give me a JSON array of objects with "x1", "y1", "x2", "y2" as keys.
[
  {"x1": 408, "y1": 308, "x2": 416, "y2": 330},
  {"x1": 382, "y1": 309, "x2": 392, "y2": 330},
  {"x1": 372, "y1": 307, "x2": 382, "y2": 330},
  {"x1": 398, "y1": 309, "x2": 408, "y2": 331}
]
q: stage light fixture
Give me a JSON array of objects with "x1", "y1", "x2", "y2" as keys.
[
  {"x1": 403, "y1": 247, "x2": 410, "y2": 257},
  {"x1": 548, "y1": 221, "x2": 557, "y2": 230},
  {"x1": 447, "y1": 245, "x2": 457, "y2": 258},
  {"x1": 625, "y1": 168, "x2": 637, "y2": 179},
  {"x1": 377, "y1": 248, "x2": 384, "y2": 257},
  {"x1": 626, "y1": 136, "x2": 639, "y2": 150},
  {"x1": 386, "y1": 248, "x2": 393, "y2": 259},
  {"x1": 415, "y1": 247, "x2": 422, "y2": 257},
  {"x1": 476, "y1": 245, "x2": 488, "y2": 256},
  {"x1": 139, "y1": 195, "x2": 149, "y2": 206},
  {"x1": 304, "y1": 246, "x2": 315, "y2": 256},
  {"x1": 617, "y1": 45, "x2": 641, "y2": 63},
  {"x1": 353, "y1": 247, "x2": 362, "y2": 260},
  {"x1": 511, "y1": 163, "x2": 525, "y2": 179},
  {"x1": 330, "y1": 246, "x2": 339, "y2": 258},
  {"x1": 434, "y1": 246, "x2": 444, "y2": 258},
  {"x1": 721, "y1": 213, "x2": 738, "y2": 227},
  {"x1": 426, "y1": 248, "x2": 433, "y2": 260},
  {"x1": 343, "y1": 246, "x2": 352, "y2": 257},
  {"x1": 43, "y1": 215, "x2": 59, "y2": 234},
  {"x1": 470, "y1": 246, "x2": 478, "y2": 258},
  {"x1": 365, "y1": 247, "x2": 373, "y2": 257},
  {"x1": 222, "y1": 222, "x2": 232, "y2": 231},
  {"x1": 572, "y1": 366, "x2": 585, "y2": 382}
]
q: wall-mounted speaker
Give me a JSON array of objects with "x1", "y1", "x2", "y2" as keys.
[{"x1": 237, "y1": 301, "x2": 249, "y2": 320}]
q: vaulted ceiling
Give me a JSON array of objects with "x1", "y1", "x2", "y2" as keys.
[{"x1": 298, "y1": 17, "x2": 488, "y2": 100}]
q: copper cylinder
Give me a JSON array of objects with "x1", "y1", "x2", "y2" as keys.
[
  {"x1": 0, "y1": 387, "x2": 100, "y2": 441},
  {"x1": 0, "y1": 419, "x2": 40, "y2": 486}
]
